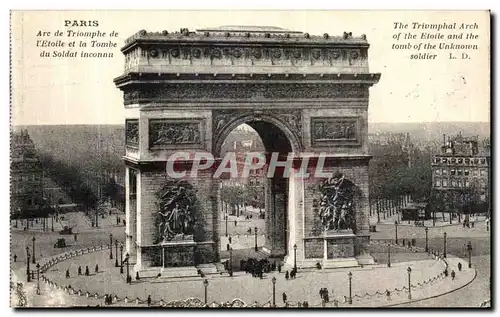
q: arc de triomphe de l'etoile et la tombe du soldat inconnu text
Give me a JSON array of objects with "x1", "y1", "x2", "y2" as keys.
[{"x1": 113, "y1": 25, "x2": 381, "y2": 277}]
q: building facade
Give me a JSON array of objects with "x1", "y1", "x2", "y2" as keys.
[
  {"x1": 11, "y1": 129, "x2": 44, "y2": 218},
  {"x1": 431, "y1": 133, "x2": 490, "y2": 214}
]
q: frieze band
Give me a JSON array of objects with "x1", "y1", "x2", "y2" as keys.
[{"x1": 122, "y1": 83, "x2": 368, "y2": 105}]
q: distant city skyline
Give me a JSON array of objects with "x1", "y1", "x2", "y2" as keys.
[{"x1": 11, "y1": 11, "x2": 490, "y2": 126}]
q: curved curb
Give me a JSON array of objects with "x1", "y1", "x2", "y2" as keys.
[{"x1": 381, "y1": 268, "x2": 478, "y2": 307}]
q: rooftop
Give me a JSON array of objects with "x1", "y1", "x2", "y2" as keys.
[{"x1": 197, "y1": 25, "x2": 302, "y2": 34}]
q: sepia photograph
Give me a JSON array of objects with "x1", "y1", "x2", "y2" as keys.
[{"x1": 9, "y1": 10, "x2": 491, "y2": 308}]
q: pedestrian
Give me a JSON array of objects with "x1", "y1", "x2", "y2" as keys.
[
  {"x1": 228, "y1": 236, "x2": 232, "y2": 244},
  {"x1": 234, "y1": 220, "x2": 237, "y2": 226},
  {"x1": 78, "y1": 266, "x2": 82, "y2": 275},
  {"x1": 227, "y1": 243, "x2": 230, "y2": 251},
  {"x1": 471, "y1": 221, "x2": 475, "y2": 228},
  {"x1": 325, "y1": 289, "x2": 330, "y2": 303},
  {"x1": 285, "y1": 270, "x2": 289, "y2": 280},
  {"x1": 282, "y1": 292, "x2": 287, "y2": 304},
  {"x1": 333, "y1": 299, "x2": 339, "y2": 307},
  {"x1": 13, "y1": 254, "x2": 17, "y2": 263},
  {"x1": 95, "y1": 264, "x2": 99, "y2": 273},
  {"x1": 458, "y1": 262, "x2": 462, "y2": 272},
  {"x1": 66, "y1": 269, "x2": 70, "y2": 279},
  {"x1": 451, "y1": 270, "x2": 456, "y2": 280},
  {"x1": 104, "y1": 294, "x2": 109, "y2": 305},
  {"x1": 74, "y1": 234, "x2": 77, "y2": 242},
  {"x1": 302, "y1": 301, "x2": 309, "y2": 308},
  {"x1": 147, "y1": 295, "x2": 152, "y2": 306},
  {"x1": 136, "y1": 272, "x2": 140, "y2": 280},
  {"x1": 85, "y1": 266, "x2": 90, "y2": 276},
  {"x1": 278, "y1": 263, "x2": 282, "y2": 273}
]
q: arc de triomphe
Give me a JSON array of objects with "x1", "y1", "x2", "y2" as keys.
[{"x1": 114, "y1": 26, "x2": 380, "y2": 277}]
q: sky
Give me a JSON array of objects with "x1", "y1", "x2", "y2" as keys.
[{"x1": 10, "y1": 10, "x2": 490, "y2": 126}]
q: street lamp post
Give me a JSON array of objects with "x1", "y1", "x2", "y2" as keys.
[
  {"x1": 26, "y1": 246, "x2": 31, "y2": 283},
  {"x1": 32, "y1": 237, "x2": 36, "y2": 264},
  {"x1": 225, "y1": 215, "x2": 228, "y2": 237},
  {"x1": 271, "y1": 276, "x2": 276, "y2": 307},
  {"x1": 125, "y1": 253, "x2": 130, "y2": 283},
  {"x1": 348, "y1": 271, "x2": 353, "y2": 304},
  {"x1": 293, "y1": 244, "x2": 297, "y2": 271},
  {"x1": 115, "y1": 240, "x2": 119, "y2": 267},
  {"x1": 443, "y1": 232, "x2": 447, "y2": 258},
  {"x1": 467, "y1": 241, "x2": 472, "y2": 268},
  {"x1": 203, "y1": 279, "x2": 209, "y2": 304},
  {"x1": 387, "y1": 244, "x2": 391, "y2": 268},
  {"x1": 394, "y1": 221, "x2": 398, "y2": 244},
  {"x1": 120, "y1": 245, "x2": 124, "y2": 274},
  {"x1": 51, "y1": 214, "x2": 54, "y2": 232},
  {"x1": 254, "y1": 226, "x2": 258, "y2": 251},
  {"x1": 36, "y1": 263, "x2": 40, "y2": 295},
  {"x1": 407, "y1": 267, "x2": 412, "y2": 299},
  {"x1": 425, "y1": 227, "x2": 429, "y2": 252},
  {"x1": 229, "y1": 247, "x2": 233, "y2": 276},
  {"x1": 109, "y1": 233, "x2": 113, "y2": 260}
]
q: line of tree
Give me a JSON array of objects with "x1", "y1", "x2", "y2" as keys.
[{"x1": 369, "y1": 137, "x2": 433, "y2": 221}]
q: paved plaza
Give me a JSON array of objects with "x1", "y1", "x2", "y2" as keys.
[
  {"x1": 10, "y1": 204, "x2": 490, "y2": 308},
  {"x1": 37, "y1": 244, "x2": 475, "y2": 307}
]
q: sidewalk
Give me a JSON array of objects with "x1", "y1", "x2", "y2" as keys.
[
  {"x1": 370, "y1": 212, "x2": 487, "y2": 228},
  {"x1": 42, "y1": 248, "x2": 447, "y2": 307}
]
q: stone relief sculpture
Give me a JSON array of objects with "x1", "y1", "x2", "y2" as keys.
[
  {"x1": 313, "y1": 119, "x2": 357, "y2": 141},
  {"x1": 318, "y1": 172, "x2": 356, "y2": 232},
  {"x1": 125, "y1": 120, "x2": 139, "y2": 146},
  {"x1": 149, "y1": 120, "x2": 201, "y2": 147},
  {"x1": 155, "y1": 180, "x2": 197, "y2": 242}
]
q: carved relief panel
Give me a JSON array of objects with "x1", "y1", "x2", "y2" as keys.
[
  {"x1": 125, "y1": 119, "x2": 139, "y2": 147},
  {"x1": 148, "y1": 119, "x2": 204, "y2": 149},
  {"x1": 311, "y1": 117, "x2": 361, "y2": 147}
]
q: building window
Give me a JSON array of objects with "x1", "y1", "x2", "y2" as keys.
[
  {"x1": 435, "y1": 179, "x2": 441, "y2": 187},
  {"x1": 480, "y1": 158, "x2": 486, "y2": 165},
  {"x1": 441, "y1": 158, "x2": 448, "y2": 164},
  {"x1": 442, "y1": 169, "x2": 448, "y2": 175},
  {"x1": 458, "y1": 158, "x2": 463, "y2": 164},
  {"x1": 473, "y1": 169, "x2": 479, "y2": 177},
  {"x1": 451, "y1": 180, "x2": 457, "y2": 187},
  {"x1": 451, "y1": 158, "x2": 456, "y2": 164},
  {"x1": 457, "y1": 169, "x2": 463, "y2": 176},
  {"x1": 442, "y1": 179, "x2": 448, "y2": 187},
  {"x1": 465, "y1": 180, "x2": 470, "y2": 187},
  {"x1": 451, "y1": 169, "x2": 456, "y2": 176},
  {"x1": 456, "y1": 179, "x2": 462, "y2": 187},
  {"x1": 480, "y1": 169, "x2": 487, "y2": 176},
  {"x1": 464, "y1": 170, "x2": 470, "y2": 176},
  {"x1": 465, "y1": 158, "x2": 470, "y2": 165},
  {"x1": 474, "y1": 158, "x2": 480, "y2": 164},
  {"x1": 435, "y1": 169, "x2": 441, "y2": 176},
  {"x1": 434, "y1": 157, "x2": 440, "y2": 164}
]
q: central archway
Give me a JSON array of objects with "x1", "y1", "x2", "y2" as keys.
[{"x1": 215, "y1": 115, "x2": 300, "y2": 262}]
